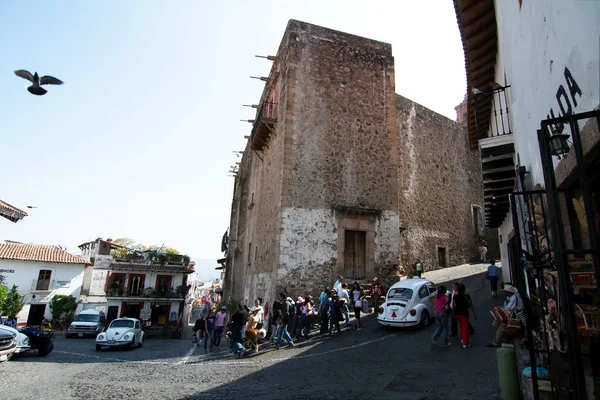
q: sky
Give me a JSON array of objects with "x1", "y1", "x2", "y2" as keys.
[{"x1": 0, "y1": 0, "x2": 466, "y2": 282}]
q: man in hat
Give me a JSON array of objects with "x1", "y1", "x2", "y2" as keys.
[
  {"x1": 487, "y1": 284, "x2": 523, "y2": 347},
  {"x1": 370, "y1": 277, "x2": 385, "y2": 310}
]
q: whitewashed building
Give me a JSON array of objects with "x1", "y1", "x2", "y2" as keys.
[
  {"x1": 454, "y1": 1, "x2": 599, "y2": 399},
  {"x1": 78, "y1": 238, "x2": 193, "y2": 331},
  {"x1": 0, "y1": 241, "x2": 88, "y2": 325}
]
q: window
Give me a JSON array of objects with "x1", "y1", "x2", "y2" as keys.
[
  {"x1": 472, "y1": 205, "x2": 483, "y2": 236},
  {"x1": 387, "y1": 287, "x2": 413, "y2": 301},
  {"x1": 156, "y1": 275, "x2": 172, "y2": 295},
  {"x1": 427, "y1": 284, "x2": 437, "y2": 295},
  {"x1": 36, "y1": 269, "x2": 52, "y2": 290},
  {"x1": 248, "y1": 242, "x2": 252, "y2": 264},
  {"x1": 437, "y1": 247, "x2": 447, "y2": 267},
  {"x1": 135, "y1": 321, "x2": 140, "y2": 329},
  {"x1": 418, "y1": 285, "x2": 429, "y2": 299}
]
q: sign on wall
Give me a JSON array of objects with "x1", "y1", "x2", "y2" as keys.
[{"x1": 55, "y1": 280, "x2": 71, "y2": 288}]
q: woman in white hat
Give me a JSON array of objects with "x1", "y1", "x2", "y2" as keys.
[{"x1": 487, "y1": 284, "x2": 523, "y2": 347}]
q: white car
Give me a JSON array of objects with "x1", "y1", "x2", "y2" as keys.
[
  {"x1": 377, "y1": 278, "x2": 437, "y2": 328},
  {"x1": 0, "y1": 325, "x2": 30, "y2": 356},
  {"x1": 95, "y1": 318, "x2": 144, "y2": 351}
]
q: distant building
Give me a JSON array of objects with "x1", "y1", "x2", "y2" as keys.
[
  {"x1": 0, "y1": 241, "x2": 88, "y2": 325},
  {"x1": 225, "y1": 20, "x2": 488, "y2": 307},
  {"x1": 78, "y1": 238, "x2": 193, "y2": 329}
]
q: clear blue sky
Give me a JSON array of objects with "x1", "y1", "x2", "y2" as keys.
[{"x1": 0, "y1": 0, "x2": 466, "y2": 282}]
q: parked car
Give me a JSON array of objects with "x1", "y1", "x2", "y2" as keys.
[
  {"x1": 67, "y1": 309, "x2": 106, "y2": 338},
  {"x1": 95, "y1": 318, "x2": 144, "y2": 351},
  {"x1": 0, "y1": 325, "x2": 30, "y2": 357},
  {"x1": 377, "y1": 278, "x2": 437, "y2": 328},
  {"x1": 18, "y1": 325, "x2": 55, "y2": 357},
  {"x1": 0, "y1": 326, "x2": 17, "y2": 363}
]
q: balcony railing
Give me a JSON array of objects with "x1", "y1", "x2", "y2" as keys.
[
  {"x1": 106, "y1": 286, "x2": 188, "y2": 299},
  {"x1": 250, "y1": 101, "x2": 278, "y2": 151},
  {"x1": 475, "y1": 85, "x2": 513, "y2": 139},
  {"x1": 31, "y1": 279, "x2": 55, "y2": 291}
]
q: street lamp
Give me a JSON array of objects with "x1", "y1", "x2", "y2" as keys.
[{"x1": 549, "y1": 133, "x2": 571, "y2": 159}]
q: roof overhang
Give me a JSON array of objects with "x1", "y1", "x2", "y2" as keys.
[
  {"x1": 0, "y1": 200, "x2": 28, "y2": 223},
  {"x1": 453, "y1": 0, "x2": 498, "y2": 149}
]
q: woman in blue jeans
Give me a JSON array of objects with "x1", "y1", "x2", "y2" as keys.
[{"x1": 429, "y1": 285, "x2": 450, "y2": 346}]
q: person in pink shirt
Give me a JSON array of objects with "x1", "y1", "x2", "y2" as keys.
[
  {"x1": 213, "y1": 306, "x2": 228, "y2": 349},
  {"x1": 429, "y1": 285, "x2": 451, "y2": 347}
]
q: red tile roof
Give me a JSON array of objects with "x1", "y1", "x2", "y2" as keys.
[
  {"x1": 0, "y1": 199, "x2": 28, "y2": 223},
  {"x1": 0, "y1": 242, "x2": 88, "y2": 265}
]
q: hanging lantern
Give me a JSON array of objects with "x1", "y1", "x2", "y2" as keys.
[{"x1": 549, "y1": 133, "x2": 571, "y2": 158}]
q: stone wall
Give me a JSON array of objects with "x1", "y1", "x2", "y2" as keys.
[{"x1": 396, "y1": 94, "x2": 484, "y2": 271}]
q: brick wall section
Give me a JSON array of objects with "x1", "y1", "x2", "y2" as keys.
[{"x1": 396, "y1": 94, "x2": 484, "y2": 271}]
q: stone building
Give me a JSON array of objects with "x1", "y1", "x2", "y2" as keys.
[{"x1": 224, "y1": 20, "x2": 486, "y2": 306}]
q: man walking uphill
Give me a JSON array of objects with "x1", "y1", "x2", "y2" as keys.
[
  {"x1": 487, "y1": 260, "x2": 501, "y2": 298},
  {"x1": 274, "y1": 292, "x2": 294, "y2": 349}
]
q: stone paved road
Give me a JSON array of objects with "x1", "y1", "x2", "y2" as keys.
[{"x1": 0, "y1": 264, "x2": 502, "y2": 400}]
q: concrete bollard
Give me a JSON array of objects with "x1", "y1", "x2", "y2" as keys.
[{"x1": 497, "y1": 344, "x2": 521, "y2": 400}]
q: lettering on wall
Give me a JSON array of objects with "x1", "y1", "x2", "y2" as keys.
[
  {"x1": 547, "y1": 67, "x2": 583, "y2": 133},
  {"x1": 0, "y1": 269, "x2": 15, "y2": 273}
]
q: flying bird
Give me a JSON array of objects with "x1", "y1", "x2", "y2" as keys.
[{"x1": 14, "y1": 70, "x2": 63, "y2": 96}]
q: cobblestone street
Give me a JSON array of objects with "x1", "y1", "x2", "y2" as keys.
[{"x1": 1, "y1": 264, "x2": 502, "y2": 400}]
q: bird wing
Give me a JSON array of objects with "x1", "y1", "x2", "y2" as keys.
[
  {"x1": 14, "y1": 70, "x2": 34, "y2": 82},
  {"x1": 40, "y1": 75, "x2": 63, "y2": 85}
]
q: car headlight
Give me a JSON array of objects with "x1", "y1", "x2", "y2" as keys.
[
  {"x1": 22, "y1": 337, "x2": 30, "y2": 347},
  {"x1": 122, "y1": 333, "x2": 132, "y2": 341},
  {"x1": 97, "y1": 334, "x2": 105, "y2": 341}
]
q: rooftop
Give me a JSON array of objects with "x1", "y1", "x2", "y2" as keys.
[
  {"x1": 0, "y1": 241, "x2": 89, "y2": 265},
  {"x1": 0, "y1": 199, "x2": 28, "y2": 223}
]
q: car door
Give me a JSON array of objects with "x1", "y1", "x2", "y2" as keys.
[
  {"x1": 426, "y1": 282, "x2": 438, "y2": 314},
  {"x1": 134, "y1": 321, "x2": 141, "y2": 342}
]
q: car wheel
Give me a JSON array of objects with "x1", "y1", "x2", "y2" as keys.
[
  {"x1": 96, "y1": 344, "x2": 102, "y2": 352},
  {"x1": 420, "y1": 310, "x2": 430, "y2": 328},
  {"x1": 37, "y1": 342, "x2": 54, "y2": 357}
]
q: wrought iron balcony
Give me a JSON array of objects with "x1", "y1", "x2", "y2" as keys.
[
  {"x1": 250, "y1": 101, "x2": 278, "y2": 151},
  {"x1": 474, "y1": 85, "x2": 513, "y2": 139}
]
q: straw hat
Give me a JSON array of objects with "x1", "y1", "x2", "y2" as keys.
[{"x1": 503, "y1": 284, "x2": 518, "y2": 294}]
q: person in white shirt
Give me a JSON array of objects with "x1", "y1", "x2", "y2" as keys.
[
  {"x1": 333, "y1": 276, "x2": 344, "y2": 291},
  {"x1": 337, "y1": 283, "x2": 351, "y2": 326}
]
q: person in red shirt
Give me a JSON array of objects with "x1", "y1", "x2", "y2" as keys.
[{"x1": 370, "y1": 277, "x2": 385, "y2": 309}]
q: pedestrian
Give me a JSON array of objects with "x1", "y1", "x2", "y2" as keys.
[
  {"x1": 193, "y1": 315, "x2": 206, "y2": 346},
  {"x1": 269, "y1": 298, "x2": 282, "y2": 343},
  {"x1": 464, "y1": 284, "x2": 477, "y2": 335},
  {"x1": 329, "y1": 292, "x2": 342, "y2": 336},
  {"x1": 319, "y1": 290, "x2": 332, "y2": 335},
  {"x1": 302, "y1": 295, "x2": 314, "y2": 338},
  {"x1": 486, "y1": 260, "x2": 501, "y2": 298},
  {"x1": 415, "y1": 258, "x2": 424, "y2": 278},
  {"x1": 214, "y1": 306, "x2": 228, "y2": 349},
  {"x1": 333, "y1": 276, "x2": 344, "y2": 291},
  {"x1": 479, "y1": 240, "x2": 488, "y2": 262},
  {"x1": 487, "y1": 284, "x2": 524, "y2": 347},
  {"x1": 349, "y1": 281, "x2": 366, "y2": 329},
  {"x1": 429, "y1": 285, "x2": 451, "y2": 347},
  {"x1": 370, "y1": 277, "x2": 385, "y2": 309},
  {"x1": 274, "y1": 292, "x2": 295, "y2": 348},
  {"x1": 319, "y1": 286, "x2": 330, "y2": 304},
  {"x1": 396, "y1": 265, "x2": 406, "y2": 281},
  {"x1": 337, "y1": 283, "x2": 351, "y2": 327},
  {"x1": 204, "y1": 309, "x2": 217, "y2": 353},
  {"x1": 294, "y1": 296, "x2": 304, "y2": 340},
  {"x1": 452, "y1": 284, "x2": 472, "y2": 348},
  {"x1": 252, "y1": 298, "x2": 264, "y2": 329},
  {"x1": 230, "y1": 304, "x2": 247, "y2": 357},
  {"x1": 6, "y1": 316, "x2": 17, "y2": 328}
]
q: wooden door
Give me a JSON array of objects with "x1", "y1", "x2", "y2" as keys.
[{"x1": 344, "y1": 230, "x2": 366, "y2": 280}]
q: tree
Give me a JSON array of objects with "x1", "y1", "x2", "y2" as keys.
[
  {"x1": 0, "y1": 285, "x2": 8, "y2": 310},
  {"x1": 0, "y1": 285, "x2": 24, "y2": 317},
  {"x1": 49, "y1": 295, "x2": 77, "y2": 321},
  {"x1": 110, "y1": 238, "x2": 180, "y2": 256}
]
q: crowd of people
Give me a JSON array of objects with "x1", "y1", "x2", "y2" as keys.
[{"x1": 191, "y1": 258, "x2": 524, "y2": 357}]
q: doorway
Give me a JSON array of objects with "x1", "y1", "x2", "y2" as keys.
[
  {"x1": 107, "y1": 306, "x2": 119, "y2": 326},
  {"x1": 151, "y1": 304, "x2": 170, "y2": 326},
  {"x1": 122, "y1": 303, "x2": 141, "y2": 319},
  {"x1": 344, "y1": 230, "x2": 366, "y2": 280},
  {"x1": 27, "y1": 304, "x2": 46, "y2": 325},
  {"x1": 437, "y1": 247, "x2": 447, "y2": 267}
]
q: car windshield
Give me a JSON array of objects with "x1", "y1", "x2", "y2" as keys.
[
  {"x1": 387, "y1": 287, "x2": 413, "y2": 301},
  {"x1": 74, "y1": 314, "x2": 100, "y2": 322},
  {"x1": 109, "y1": 320, "x2": 134, "y2": 328}
]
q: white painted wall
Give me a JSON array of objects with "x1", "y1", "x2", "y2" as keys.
[
  {"x1": 0, "y1": 259, "x2": 86, "y2": 323},
  {"x1": 493, "y1": 0, "x2": 600, "y2": 273}
]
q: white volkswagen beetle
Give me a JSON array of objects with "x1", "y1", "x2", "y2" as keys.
[
  {"x1": 95, "y1": 318, "x2": 144, "y2": 351},
  {"x1": 377, "y1": 278, "x2": 437, "y2": 328}
]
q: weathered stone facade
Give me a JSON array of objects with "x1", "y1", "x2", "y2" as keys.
[{"x1": 224, "y1": 20, "x2": 486, "y2": 307}]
